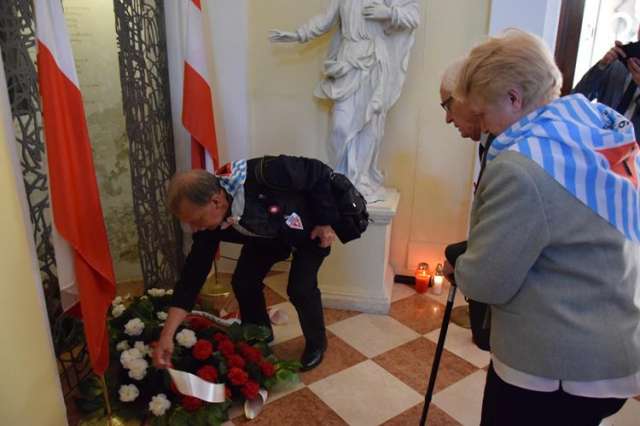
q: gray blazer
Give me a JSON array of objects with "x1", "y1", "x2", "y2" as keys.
[
  {"x1": 572, "y1": 60, "x2": 640, "y2": 136},
  {"x1": 456, "y1": 152, "x2": 640, "y2": 381}
]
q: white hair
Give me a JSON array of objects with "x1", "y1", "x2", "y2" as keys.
[{"x1": 440, "y1": 57, "x2": 467, "y2": 93}]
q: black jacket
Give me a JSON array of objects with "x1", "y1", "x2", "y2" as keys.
[{"x1": 170, "y1": 155, "x2": 340, "y2": 311}]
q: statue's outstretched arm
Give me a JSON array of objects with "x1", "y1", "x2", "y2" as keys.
[{"x1": 269, "y1": 0, "x2": 340, "y2": 44}]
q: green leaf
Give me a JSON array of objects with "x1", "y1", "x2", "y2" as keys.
[
  {"x1": 275, "y1": 369, "x2": 299, "y2": 385},
  {"x1": 242, "y1": 324, "x2": 270, "y2": 342},
  {"x1": 168, "y1": 407, "x2": 190, "y2": 426},
  {"x1": 226, "y1": 323, "x2": 243, "y2": 341},
  {"x1": 149, "y1": 415, "x2": 170, "y2": 426}
]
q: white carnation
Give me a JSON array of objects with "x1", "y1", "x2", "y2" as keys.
[
  {"x1": 112, "y1": 304, "x2": 126, "y2": 318},
  {"x1": 112, "y1": 296, "x2": 123, "y2": 306},
  {"x1": 147, "y1": 288, "x2": 166, "y2": 297},
  {"x1": 118, "y1": 384, "x2": 139, "y2": 402},
  {"x1": 134, "y1": 341, "x2": 151, "y2": 357},
  {"x1": 120, "y1": 348, "x2": 143, "y2": 369},
  {"x1": 116, "y1": 340, "x2": 130, "y2": 352},
  {"x1": 140, "y1": 295, "x2": 148, "y2": 300},
  {"x1": 128, "y1": 358, "x2": 148, "y2": 380},
  {"x1": 124, "y1": 318, "x2": 145, "y2": 336},
  {"x1": 156, "y1": 311, "x2": 168, "y2": 321},
  {"x1": 175, "y1": 328, "x2": 197, "y2": 348},
  {"x1": 148, "y1": 393, "x2": 171, "y2": 416},
  {"x1": 166, "y1": 289, "x2": 173, "y2": 295}
]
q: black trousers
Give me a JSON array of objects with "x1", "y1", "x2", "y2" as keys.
[
  {"x1": 230, "y1": 237, "x2": 329, "y2": 348},
  {"x1": 481, "y1": 363, "x2": 627, "y2": 426}
]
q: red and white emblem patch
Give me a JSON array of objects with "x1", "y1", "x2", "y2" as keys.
[{"x1": 285, "y1": 212, "x2": 304, "y2": 230}]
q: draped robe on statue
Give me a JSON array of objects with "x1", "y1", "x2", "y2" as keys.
[{"x1": 295, "y1": 0, "x2": 419, "y2": 200}]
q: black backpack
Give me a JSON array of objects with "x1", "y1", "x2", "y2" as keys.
[
  {"x1": 328, "y1": 172, "x2": 370, "y2": 244},
  {"x1": 255, "y1": 157, "x2": 369, "y2": 244}
]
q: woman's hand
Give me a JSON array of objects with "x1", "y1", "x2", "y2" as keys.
[{"x1": 443, "y1": 260, "x2": 455, "y2": 283}]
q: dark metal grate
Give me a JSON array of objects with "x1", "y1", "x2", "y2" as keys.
[{"x1": 113, "y1": 0, "x2": 183, "y2": 289}]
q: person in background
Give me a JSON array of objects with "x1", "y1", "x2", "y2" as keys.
[
  {"x1": 573, "y1": 24, "x2": 640, "y2": 135},
  {"x1": 152, "y1": 155, "x2": 341, "y2": 372},
  {"x1": 449, "y1": 29, "x2": 640, "y2": 425}
]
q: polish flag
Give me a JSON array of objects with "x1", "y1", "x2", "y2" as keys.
[
  {"x1": 35, "y1": 0, "x2": 116, "y2": 375},
  {"x1": 183, "y1": 0, "x2": 219, "y2": 170}
]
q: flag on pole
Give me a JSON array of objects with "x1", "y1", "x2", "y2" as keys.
[
  {"x1": 35, "y1": 0, "x2": 116, "y2": 375},
  {"x1": 183, "y1": 0, "x2": 219, "y2": 170}
]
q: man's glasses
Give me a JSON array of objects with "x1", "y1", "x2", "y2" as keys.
[{"x1": 440, "y1": 96, "x2": 453, "y2": 112}]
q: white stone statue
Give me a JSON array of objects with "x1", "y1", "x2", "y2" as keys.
[{"x1": 270, "y1": 0, "x2": 420, "y2": 201}]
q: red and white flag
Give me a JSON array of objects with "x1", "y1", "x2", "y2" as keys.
[
  {"x1": 35, "y1": 0, "x2": 116, "y2": 375},
  {"x1": 183, "y1": 0, "x2": 219, "y2": 170}
]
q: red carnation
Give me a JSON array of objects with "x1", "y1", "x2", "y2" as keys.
[
  {"x1": 259, "y1": 361, "x2": 276, "y2": 377},
  {"x1": 228, "y1": 367, "x2": 248, "y2": 386},
  {"x1": 227, "y1": 354, "x2": 246, "y2": 369},
  {"x1": 192, "y1": 339, "x2": 213, "y2": 360},
  {"x1": 187, "y1": 316, "x2": 214, "y2": 331},
  {"x1": 213, "y1": 332, "x2": 229, "y2": 343},
  {"x1": 242, "y1": 346, "x2": 262, "y2": 364},
  {"x1": 225, "y1": 387, "x2": 232, "y2": 400},
  {"x1": 197, "y1": 365, "x2": 218, "y2": 383},
  {"x1": 218, "y1": 339, "x2": 235, "y2": 357},
  {"x1": 241, "y1": 380, "x2": 260, "y2": 400},
  {"x1": 181, "y1": 396, "x2": 203, "y2": 412}
]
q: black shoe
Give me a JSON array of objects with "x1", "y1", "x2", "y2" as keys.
[{"x1": 300, "y1": 338, "x2": 327, "y2": 371}]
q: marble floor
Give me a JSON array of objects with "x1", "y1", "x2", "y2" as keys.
[
  {"x1": 72, "y1": 273, "x2": 640, "y2": 425},
  {"x1": 222, "y1": 273, "x2": 640, "y2": 426}
]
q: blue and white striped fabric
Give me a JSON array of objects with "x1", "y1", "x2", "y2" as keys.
[
  {"x1": 488, "y1": 94, "x2": 640, "y2": 242},
  {"x1": 215, "y1": 160, "x2": 247, "y2": 198}
]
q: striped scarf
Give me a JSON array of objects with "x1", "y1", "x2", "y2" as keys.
[
  {"x1": 214, "y1": 160, "x2": 247, "y2": 198},
  {"x1": 488, "y1": 94, "x2": 640, "y2": 241}
]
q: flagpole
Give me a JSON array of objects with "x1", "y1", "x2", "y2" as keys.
[{"x1": 98, "y1": 375, "x2": 124, "y2": 426}]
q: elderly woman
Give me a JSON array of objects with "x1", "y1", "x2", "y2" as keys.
[{"x1": 450, "y1": 30, "x2": 640, "y2": 425}]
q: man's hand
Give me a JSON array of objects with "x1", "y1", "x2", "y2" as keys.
[
  {"x1": 269, "y1": 29, "x2": 300, "y2": 43},
  {"x1": 600, "y1": 41, "x2": 626, "y2": 67},
  {"x1": 310, "y1": 225, "x2": 336, "y2": 248},
  {"x1": 363, "y1": 4, "x2": 392, "y2": 20},
  {"x1": 152, "y1": 307, "x2": 187, "y2": 369},
  {"x1": 629, "y1": 57, "x2": 640, "y2": 85},
  {"x1": 152, "y1": 335, "x2": 174, "y2": 369}
]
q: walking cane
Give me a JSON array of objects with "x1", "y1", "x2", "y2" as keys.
[
  {"x1": 419, "y1": 242, "x2": 466, "y2": 425},
  {"x1": 419, "y1": 277, "x2": 457, "y2": 426}
]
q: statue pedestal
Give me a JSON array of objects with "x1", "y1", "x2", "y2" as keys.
[{"x1": 319, "y1": 189, "x2": 400, "y2": 314}]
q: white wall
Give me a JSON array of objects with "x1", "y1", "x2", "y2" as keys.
[{"x1": 489, "y1": 0, "x2": 561, "y2": 50}]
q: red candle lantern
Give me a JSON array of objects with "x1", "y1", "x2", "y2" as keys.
[{"x1": 415, "y1": 262, "x2": 430, "y2": 293}]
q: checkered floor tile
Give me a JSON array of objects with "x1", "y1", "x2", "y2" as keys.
[{"x1": 223, "y1": 277, "x2": 640, "y2": 425}]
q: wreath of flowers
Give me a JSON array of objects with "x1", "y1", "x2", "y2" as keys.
[{"x1": 75, "y1": 289, "x2": 299, "y2": 426}]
